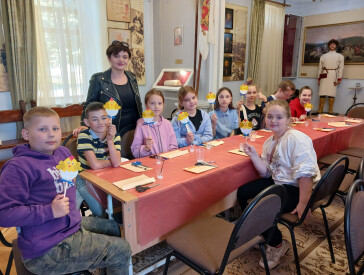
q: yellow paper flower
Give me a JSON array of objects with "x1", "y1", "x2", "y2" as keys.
[
  {"x1": 304, "y1": 103, "x2": 313, "y2": 109},
  {"x1": 142, "y1": 109, "x2": 154, "y2": 118},
  {"x1": 239, "y1": 119, "x2": 253, "y2": 129},
  {"x1": 178, "y1": 112, "x2": 189, "y2": 121},
  {"x1": 240, "y1": 84, "x2": 248, "y2": 95}
]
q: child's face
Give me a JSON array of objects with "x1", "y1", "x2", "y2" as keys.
[
  {"x1": 22, "y1": 116, "x2": 61, "y2": 154},
  {"x1": 246, "y1": 86, "x2": 257, "y2": 102},
  {"x1": 299, "y1": 89, "x2": 312, "y2": 105},
  {"x1": 217, "y1": 90, "x2": 232, "y2": 109},
  {"x1": 182, "y1": 92, "x2": 198, "y2": 112},
  {"x1": 147, "y1": 95, "x2": 164, "y2": 117},
  {"x1": 265, "y1": 105, "x2": 290, "y2": 137},
  {"x1": 84, "y1": 109, "x2": 110, "y2": 134}
]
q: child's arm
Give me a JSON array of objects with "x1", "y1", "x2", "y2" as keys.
[
  {"x1": 243, "y1": 143, "x2": 269, "y2": 176},
  {"x1": 0, "y1": 167, "x2": 63, "y2": 227},
  {"x1": 291, "y1": 177, "x2": 313, "y2": 219},
  {"x1": 106, "y1": 124, "x2": 121, "y2": 168},
  {"x1": 83, "y1": 151, "x2": 113, "y2": 170},
  {"x1": 194, "y1": 112, "x2": 213, "y2": 144},
  {"x1": 210, "y1": 113, "x2": 218, "y2": 137},
  {"x1": 131, "y1": 121, "x2": 152, "y2": 158},
  {"x1": 171, "y1": 116, "x2": 189, "y2": 147}
]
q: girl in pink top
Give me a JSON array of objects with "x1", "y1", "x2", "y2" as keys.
[{"x1": 131, "y1": 89, "x2": 178, "y2": 158}]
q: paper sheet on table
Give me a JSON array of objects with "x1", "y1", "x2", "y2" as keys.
[
  {"x1": 321, "y1": 114, "x2": 337, "y2": 118},
  {"x1": 208, "y1": 140, "x2": 225, "y2": 147},
  {"x1": 160, "y1": 149, "x2": 189, "y2": 159},
  {"x1": 259, "y1": 129, "x2": 272, "y2": 132},
  {"x1": 113, "y1": 174, "x2": 156, "y2": 191},
  {"x1": 229, "y1": 149, "x2": 248, "y2": 156},
  {"x1": 240, "y1": 134, "x2": 264, "y2": 139},
  {"x1": 328, "y1": 122, "x2": 351, "y2": 128},
  {"x1": 292, "y1": 121, "x2": 305, "y2": 124},
  {"x1": 184, "y1": 165, "x2": 216, "y2": 174},
  {"x1": 313, "y1": 128, "x2": 336, "y2": 132},
  {"x1": 120, "y1": 163, "x2": 152, "y2": 172},
  {"x1": 345, "y1": 118, "x2": 362, "y2": 123}
]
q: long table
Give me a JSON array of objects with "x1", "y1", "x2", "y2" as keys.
[{"x1": 80, "y1": 116, "x2": 364, "y2": 255}]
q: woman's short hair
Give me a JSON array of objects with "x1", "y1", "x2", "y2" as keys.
[
  {"x1": 215, "y1": 87, "x2": 235, "y2": 110},
  {"x1": 106, "y1": 41, "x2": 131, "y2": 58},
  {"x1": 145, "y1": 88, "x2": 165, "y2": 105},
  {"x1": 177, "y1": 86, "x2": 197, "y2": 110}
]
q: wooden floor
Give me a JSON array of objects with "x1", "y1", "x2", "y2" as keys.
[{"x1": 0, "y1": 227, "x2": 17, "y2": 275}]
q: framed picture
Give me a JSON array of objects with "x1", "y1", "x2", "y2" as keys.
[
  {"x1": 302, "y1": 20, "x2": 364, "y2": 65},
  {"x1": 225, "y1": 8, "x2": 233, "y2": 29},
  {"x1": 223, "y1": 56, "x2": 232, "y2": 77},
  {"x1": 106, "y1": 0, "x2": 131, "y2": 22},
  {"x1": 108, "y1": 28, "x2": 131, "y2": 47},
  {"x1": 174, "y1": 26, "x2": 183, "y2": 46},
  {"x1": 224, "y1": 33, "x2": 233, "y2": 53}
]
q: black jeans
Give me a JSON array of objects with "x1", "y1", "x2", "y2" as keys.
[{"x1": 237, "y1": 178, "x2": 299, "y2": 247}]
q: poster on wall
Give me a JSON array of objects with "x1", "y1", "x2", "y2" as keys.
[
  {"x1": 223, "y1": 4, "x2": 248, "y2": 82},
  {"x1": 174, "y1": 26, "x2": 183, "y2": 46},
  {"x1": 0, "y1": 44, "x2": 9, "y2": 92},
  {"x1": 108, "y1": 28, "x2": 131, "y2": 46},
  {"x1": 302, "y1": 21, "x2": 364, "y2": 65},
  {"x1": 106, "y1": 0, "x2": 131, "y2": 22},
  {"x1": 129, "y1": 9, "x2": 144, "y2": 50}
]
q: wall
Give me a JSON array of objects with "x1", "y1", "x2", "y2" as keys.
[{"x1": 285, "y1": 0, "x2": 364, "y2": 114}]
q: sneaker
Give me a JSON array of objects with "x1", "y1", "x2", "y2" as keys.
[{"x1": 259, "y1": 239, "x2": 290, "y2": 269}]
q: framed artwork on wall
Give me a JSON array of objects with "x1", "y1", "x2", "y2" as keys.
[
  {"x1": 223, "y1": 57, "x2": 232, "y2": 77},
  {"x1": 106, "y1": 0, "x2": 131, "y2": 22},
  {"x1": 225, "y1": 8, "x2": 233, "y2": 29},
  {"x1": 302, "y1": 20, "x2": 364, "y2": 65},
  {"x1": 224, "y1": 33, "x2": 233, "y2": 53},
  {"x1": 174, "y1": 26, "x2": 183, "y2": 46},
  {"x1": 108, "y1": 28, "x2": 131, "y2": 46}
]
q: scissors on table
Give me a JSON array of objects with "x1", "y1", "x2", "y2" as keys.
[{"x1": 135, "y1": 184, "x2": 160, "y2": 193}]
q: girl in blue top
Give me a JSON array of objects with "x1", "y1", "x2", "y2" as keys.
[
  {"x1": 171, "y1": 86, "x2": 213, "y2": 147},
  {"x1": 209, "y1": 87, "x2": 238, "y2": 139}
]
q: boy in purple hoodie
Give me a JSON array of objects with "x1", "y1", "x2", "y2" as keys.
[{"x1": 0, "y1": 107, "x2": 131, "y2": 274}]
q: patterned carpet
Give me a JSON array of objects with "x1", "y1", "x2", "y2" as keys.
[{"x1": 134, "y1": 196, "x2": 356, "y2": 275}]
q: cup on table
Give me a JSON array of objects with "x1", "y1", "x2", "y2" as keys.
[
  {"x1": 205, "y1": 142, "x2": 212, "y2": 150},
  {"x1": 305, "y1": 120, "x2": 309, "y2": 127},
  {"x1": 250, "y1": 131, "x2": 257, "y2": 142},
  {"x1": 156, "y1": 161, "x2": 164, "y2": 179},
  {"x1": 189, "y1": 144, "x2": 195, "y2": 152},
  {"x1": 239, "y1": 143, "x2": 244, "y2": 152},
  {"x1": 155, "y1": 155, "x2": 162, "y2": 164},
  {"x1": 196, "y1": 147, "x2": 205, "y2": 163}
]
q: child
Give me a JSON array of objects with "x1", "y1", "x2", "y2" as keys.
[
  {"x1": 209, "y1": 87, "x2": 238, "y2": 139},
  {"x1": 289, "y1": 86, "x2": 313, "y2": 121},
  {"x1": 236, "y1": 84, "x2": 263, "y2": 130},
  {"x1": 131, "y1": 88, "x2": 178, "y2": 158},
  {"x1": 76, "y1": 102, "x2": 121, "y2": 217},
  {"x1": 171, "y1": 86, "x2": 213, "y2": 147},
  {"x1": 237, "y1": 100, "x2": 320, "y2": 270},
  {"x1": 0, "y1": 107, "x2": 131, "y2": 274},
  {"x1": 261, "y1": 80, "x2": 295, "y2": 108}
]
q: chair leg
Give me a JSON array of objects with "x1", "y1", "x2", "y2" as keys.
[
  {"x1": 5, "y1": 250, "x2": 13, "y2": 275},
  {"x1": 280, "y1": 222, "x2": 301, "y2": 275},
  {"x1": 320, "y1": 207, "x2": 335, "y2": 263},
  {"x1": 259, "y1": 243, "x2": 270, "y2": 275},
  {"x1": 163, "y1": 253, "x2": 172, "y2": 275}
]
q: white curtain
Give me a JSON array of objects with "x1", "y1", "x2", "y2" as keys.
[
  {"x1": 257, "y1": 2, "x2": 285, "y2": 95},
  {"x1": 33, "y1": 0, "x2": 105, "y2": 130}
]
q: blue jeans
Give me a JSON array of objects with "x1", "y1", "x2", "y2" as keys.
[
  {"x1": 76, "y1": 175, "x2": 105, "y2": 217},
  {"x1": 23, "y1": 217, "x2": 131, "y2": 275}
]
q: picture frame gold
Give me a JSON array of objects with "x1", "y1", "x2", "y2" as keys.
[{"x1": 302, "y1": 20, "x2": 364, "y2": 65}]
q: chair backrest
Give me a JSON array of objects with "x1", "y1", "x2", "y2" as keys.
[
  {"x1": 51, "y1": 103, "x2": 84, "y2": 118},
  {"x1": 120, "y1": 129, "x2": 135, "y2": 159},
  {"x1": 12, "y1": 239, "x2": 35, "y2": 275},
  {"x1": 344, "y1": 179, "x2": 364, "y2": 275},
  {"x1": 308, "y1": 156, "x2": 349, "y2": 213},
  {"x1": 345, "y1": 103, "x2": 364, "y2": 118},
  {"x1": 220, "y1": 185, "x2": 286, "y2": 270},
  {"x1": 62, "y1": 133, "x2": 78, "y2": 159},
  {"x1": 357, "y1": 157, "x2": 364, "y2": 181}
]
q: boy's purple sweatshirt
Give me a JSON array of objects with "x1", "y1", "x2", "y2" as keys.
[{"x1": 0, "y1": 144, "x2": 81, "y2": 259}]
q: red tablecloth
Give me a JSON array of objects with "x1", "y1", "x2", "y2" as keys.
[{"x1": 85, "y1": 117, "x2": 364, "y2": 246}]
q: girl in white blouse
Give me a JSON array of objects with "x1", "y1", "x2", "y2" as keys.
[{"x1": 237, "y1": 99, "x2": 320, "y2": 270}]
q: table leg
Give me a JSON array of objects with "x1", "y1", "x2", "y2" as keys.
[{"x1": 106, "y1": 194, "x2": 114, "y2": 220}]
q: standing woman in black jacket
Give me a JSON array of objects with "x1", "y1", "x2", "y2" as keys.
[{"x1": 73, "y1": 41, "x2": 143, "y2": 158}]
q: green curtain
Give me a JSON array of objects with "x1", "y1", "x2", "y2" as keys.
[
  {"x1": 247, "y1": 0, "x2": 265, "y2": 87},
  {"x1": 1, "y1": 0, "x2": 37, "y2": 137}
]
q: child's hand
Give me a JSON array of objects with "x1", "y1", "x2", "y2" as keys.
[
  {"x1": 106, "y1": 124, "x2": 117, "y2": 141},
  {"x1": 186, "y1": 132, "x2": 194, "y2": 145},
  {"x1": 145, "y1": 137, "x2": 153, "y2": 151},
  {"x1": 291, "y1": 117, "x2": 299, "y2": 122},
  {"x1": 299, "y1": 114, "x2": 307, "y2": 121},
  {"x1": 257, "y1": 89, "x2": 267, "y2": 102},
  {"x1": 73, "y1": 126, "x2": 88, "y2": 137},
  {"x1": 210, "y1": 113, "x2": 218, "y2": 125},
  {"x1": 243, "y1": 142, "x2": 258, "y2": 158},
  {"x1": 51, "y1": 194, "x2": 70, "y2": 218},
  {"x1": 236, "y1": 100, "x2": 244, "y2": 111}
]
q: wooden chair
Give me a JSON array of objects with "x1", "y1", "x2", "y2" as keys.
[
  {"x1": 0, "y1": 232, "x2": 13, "y2": 275},
  {"x1": 51, "y1": 103, "x2": 84, "y2": 140},
  {"x1": 344, "y1": 179, "x2": 364, "y2": 275},
  {"x1": 163, "y1": 185, "x2": 287, "y2": 275},
  {"x1": 279, "y1": 156, "x2": 349, "y2": 275},
  {"x1": 345, "y1": 103, "x2": 364, "y2": 119}
]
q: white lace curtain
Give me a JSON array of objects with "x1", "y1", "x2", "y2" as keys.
[
  {"x1": 33, "y1": 0, "x2": 105, "y2": 107},
  {"x1": 258, "y1": 2, "x2": 285, "y2": 95}
]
